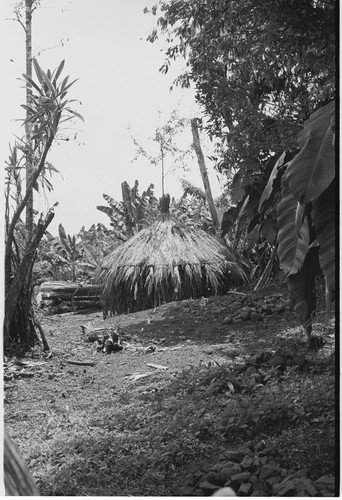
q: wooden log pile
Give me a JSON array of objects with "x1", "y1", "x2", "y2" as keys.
[{"x1": 39, "y1": 281, "x2": 102, "y2": 312}]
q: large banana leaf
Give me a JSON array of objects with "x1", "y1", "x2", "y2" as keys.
[
  {"x1": 276, "y1": 181, "x2": 310, "y2": 276},
  {"x1": 220, "y1": 206, "x2": 238, "y2": 236},
  {"x1": 311, "y1": 179, "x2": 336, "y2": 298},
  {"x1": 102, "y1": 193, "x2": 125, "y2": 217},
  {"x1": 97, "y1": 205, "x2": 114, "y2": 217},
  {"x1": 285, "y1": 101, "x2": 335, "y2": 205},
  {"x1": 58, "y1": 223, "x2": 71, "y2": 254},
  {"x1": 258, "y1": 151, "x2": 290, "y2": 212},
  {"x1": 230, "y1": 159, "x2": 259, "y2": 204}
]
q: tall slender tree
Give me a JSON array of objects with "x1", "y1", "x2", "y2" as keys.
[
  {"x1": 11, "y1": 0, "x2": 39, "y2": 240},
  {"x1": 25, "y1": 0, "x2": 34, "y2": 241},
  {"x1": 130, "y1": 110, "x2": 190, "y2": 197}
]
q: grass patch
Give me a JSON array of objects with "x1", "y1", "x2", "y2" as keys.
[{"x1": 31, "y1": 358, "x2": 335, "y2": 495}]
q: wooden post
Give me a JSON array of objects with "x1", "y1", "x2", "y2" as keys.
[{"x1": 191, "y1": 118, "x2": 220, "y2": 234}]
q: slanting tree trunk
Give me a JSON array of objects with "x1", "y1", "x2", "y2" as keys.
[
  {"x1": 4, "y1": 132, "x2": 56, "y2": 348},
  {"x1": 191, "y1": 118, "x2": 220, "y2": 234},
  {"x1": 4, "y1": 429, "x2": 40, "y2": 496}
]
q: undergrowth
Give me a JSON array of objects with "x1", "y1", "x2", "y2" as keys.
[{"x1": 34, "y1": 357, "x2": 335, "y2": 496}]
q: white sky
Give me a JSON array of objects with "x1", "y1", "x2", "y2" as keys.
[{"x1": 2, "y1": 0, "x2": 224, "y2": 235}]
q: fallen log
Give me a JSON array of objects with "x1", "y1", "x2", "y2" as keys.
[
  {"x1": 41, "y1": 292, "x2": 101, "y2": 301},
  {"x1": 69, "y1": 300, "x2": 102, "y2": 308},
  {"x1": 40, "y1": 282, "x2": 101, "y2": 295},
  {"x1": 42, "y1": 300, "x2": 102, "y2": 309}
]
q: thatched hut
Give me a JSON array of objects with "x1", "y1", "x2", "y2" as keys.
[{"x1": 97, "y1": 196, "x2": 246, "y2": 316}]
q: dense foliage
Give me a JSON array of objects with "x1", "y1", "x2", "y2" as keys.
[
  {"x1": 147, "y1": 0, "x2": 335, "y2": 169},
  {"x1": 146, "y1": 0, "x2": 336, "y2": 336},
  {"x1": 33, "y1": 224, "x2": 118, "y2": 284}
]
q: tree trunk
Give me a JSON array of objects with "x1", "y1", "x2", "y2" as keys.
[
  {"x1": 4, "y1": 209, "x2": 54, "y2": 348},
  {"x1": 25, "y1": 0, "x2": 34, "y2": 242},
  {"x1": 160, "y1": 135, "x2": 165, "y2": 196},
  {"x1": 191, "y1": 118, "x2": 220, "y2": 234}
]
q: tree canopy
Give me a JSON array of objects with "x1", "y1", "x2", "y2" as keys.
[{"x1": 147, "y1": 0, "x2": 335, "y2": 170}]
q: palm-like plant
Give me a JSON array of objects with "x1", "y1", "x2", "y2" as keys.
[{"x1": 5, "y1": 58, "x2": 82, "y2": 349}]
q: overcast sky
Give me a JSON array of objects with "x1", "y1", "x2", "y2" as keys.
[{"x1": 2, "y1": 0, "x2": 223, "y2": 235}]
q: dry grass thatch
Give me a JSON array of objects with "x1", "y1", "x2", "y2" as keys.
[{"x1": 97, "y1": 213, "x2": 246, "y2": 315}]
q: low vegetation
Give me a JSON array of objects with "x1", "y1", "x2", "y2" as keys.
[{"x1": 4, "y1": 282, "x2": 335, "y2": 496}]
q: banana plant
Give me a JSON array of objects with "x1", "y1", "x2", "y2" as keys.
[
  {"x1": 97, "y1": 181, "x2": 159, "y2": 241},
  {"x1": 48, "y1": 224, "x2": 97, "y2": 282},
  {"x1": 259, "y1": 100, "x2": 335, "y2": 345}
]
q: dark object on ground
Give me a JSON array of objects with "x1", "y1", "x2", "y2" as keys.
[
  {"x1": 81, "y1": 325, "x2": 123, "y2": 354},
  {"x1": 4, "y1": 429, "x2": 40, "y2": 495},
  {"x1": 65, "y1": 359, "x2": 95, "y2": 366}
]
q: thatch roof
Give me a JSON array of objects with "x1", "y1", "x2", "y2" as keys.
[{"x1": 96, "y1": 212, "x2": 246, "y2": 315}]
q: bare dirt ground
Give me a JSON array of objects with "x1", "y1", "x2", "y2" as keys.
[{"x1": 4, "y1": 281, "x2": 336, "y2": 496}]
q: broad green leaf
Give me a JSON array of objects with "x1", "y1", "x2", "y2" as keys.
[
  {"x1": 21, "y1": 74, "x2": 43, "y2": 94},
  {"x1": 230, "y1": 159, "x2": 258, "y2": 204},
  {"x1": 58, "y1": 223, "x2": 72, "y2": 254},
  {"x1": 259, "y1": 217, "x2": 277, "y2": 245},
  {"x1": 285, "y1": 101, "x2": 335, "y2": 205},
  {"x1": 53, "y1": 59, "x2": 65, "y2": 86},
  {"x1": 55, "y1": 254, "x2": 70, "y2": 264},
  {"x1": 62, "y1": 108, "x2": 84, "y2": 122},
  {"x1": 258, "y1": 151, "x2": 289, "y2": 212},
  {"x1": 32, "y1": 58, "x2": 44, "y2": 84},
  {"x1": 221, "y1": 207, "x2": 238, "y2": 236},
  {"x1": 59, "y1": 78, "x2": 79, "y2": 95},
  {"x1": 59, "y1": 76, "x2": 70, "y2": 93},
  {"x1": 239, "y1": 190, "x2": 262, "y2": 219},
  {"x1": 277, "y1": 182, "x2": 310, "y2": 276},
  {"x1": 311, "y1": 179, "x2": 335, "y2": 298},
  {"x1": 23, "y1": 109, "x2": 45, "y2": 125},
  {"x1": 45, "y1": 162, "x2": 59, "y2": 173},
  {"x1": 30, "y1": 120, "x2": 51, "y2": 140},
  {"x1": 102, "y1": 194, "x2": 125, "y2": 217},
  {"x1": 20, "y1": 104, "x2": 36, "y2": 114},
  {"x1": 38, "y1": 66, "x2": 56, "y2": 97},
  {"x1": 97, "y1": 205, "x2": 114, "y2": 217},
  {"x1": 121, "y1": 181, "x2": 135, "y2": 217},
  {"x1": 78, "y1": 244, "x2": 97, "y2": 267}
]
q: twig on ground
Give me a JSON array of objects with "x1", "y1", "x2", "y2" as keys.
[{"x1": 65, "y1": 360, "x2": 95, "y2": 366}]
